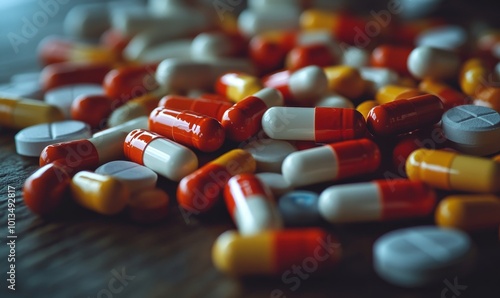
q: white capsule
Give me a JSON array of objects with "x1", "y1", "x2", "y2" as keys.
[
  {"x1": 44, "y1": 84, "x2": 104, "y2": 118},
  {"x1": 407, "y1": 46, "x2": 460, "y2": 80},
  {"x1": 134, "y1": 39, "x2": 192, "y2": 62},
  {"x1": 237, "y1": 8, "x2": 300, "y2": 37},
  {"x1": 94, "y1": 116, "x2": 149, "y2": 137},
  {"x1": 359, "y1": 67, "x2": 399, "y2": 94},
  {"x1": 288, "y1": 66, "x2": 329, "y2": 102},
  {"x1": 191, "y1": 32, "x2": 237, "y2": 60},
  {"x1": 315, "y1": 93, "x2": 354, "y2": 108},
  {"x1": 262, "y1": 107, "x2": 314, "y2": 141},
  {"x1": 95, "y1": 160, "x2": 158, "y2": 194}
]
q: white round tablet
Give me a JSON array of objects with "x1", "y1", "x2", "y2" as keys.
[
  {"x1": 15, "y1": 120, "x2": 91, "y2": 157},
  {"x1": 256, "y1": 172, "x2": 293, "y2": 197},
  {"x1": 44, "y1": 84, "x2": 104, "y2": 118},
  {"x1": 374, "y1": 226, "x2": 475, "y2": 288},
  {"x1": 243, "y1": 138, "x2": 297, "y2": 173},
  {"x1": 95, "y1": 160, "x2": 158, "y2": 194}
]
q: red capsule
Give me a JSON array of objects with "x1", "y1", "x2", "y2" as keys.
[
  {"x1": 149, "y1": 107, "x2": 225, "y2": 152},
  {"x1": 367, "y1": 94, "x2": 444, "y2": 136},
  {"x1": 103, "y1": 63, "x2": 159, "y2": 103},
  {"x1": 71, "y1": 95, "x2": 116, "y2": 129},
  {"x1": 370, "y1": 45, "x2": 413, "y2": 75},
  {"x1": 100, "y1": 28, "x2": 131, "y2": 55},
  {"x1": 41, "y1": 62, "x2": 111, "y2": 91},
  {"x1": 286, "y1": 43, "x2": 339, "y2": 71},
  {"x1": 158, "y1": 95, "x2": 233, "y2": 121}
]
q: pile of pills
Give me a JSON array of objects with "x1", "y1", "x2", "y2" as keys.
[{"x1": 3, "y1": 0, "x2": 500, "y2": 288}]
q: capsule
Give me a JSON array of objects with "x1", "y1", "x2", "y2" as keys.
[
  {"x1": 419, "y1": 78, "x2": 470, "y2": 110},
  {"x1": 282, "y1": 139, "x2": 381, "y2": 187},
  {"x1": 159, "y1": 95, "x2": 232, "y2": 121},
  {"x1": 215, "y1": 72, "x2": 263, "y2": 102},
  {"x1": 40, "y1": 117, "x2": 149, "y2": 172},
  {"x1": 359, "y1": 67, "x2": 399, "y2": 95},
  {"x1": 22, "y1": 161, "x2": 71, "y2": 215},
  {"x1": 262, "y1": 107, "x2": 367, "y2": 143},
  {"x1": 474, "y1": 86, "x2": 500, "y2": 113},
  {"x1": 124, "y1": 129, "x2": 198, "y2": 181},
  {"x1": 367, "y1": 94, "x2": 444, "y2": 136},
  {"x1": 286, "y1": 43, "x2": 340, "y2": 71},
  {"x1": 190, "y1": 32, "x2": 247, "y2": 60},
  {"x1": 436, "y1": 195, "x2": 500, "y2": 231},
  {"x1": 375, "y1": 85, "x2": 425, "y2": 105},
  {"x1": 319, "y1": 180, "x2": 436, "y2": 223},
  {"x1": 0, "y1": 97, "x2": 64, "y2": 130},
  {"x1": 100, "y1": 28, "x2": 131, "y2": 54},
  {"x1": 129, "y1": 188, "x2": 170, "y2": 224},
  {"x1": 149, "y1": 107, "x2": 225, "y2": 152},
  {"x1": 212, "y1": 228, "x2": 341, "y2": 276},
  {"x1": 222, "y1": 88, "x2": 283, "y2": 142},
  {"x1": 103, "y1": 63, "x2": 159, "y2": 103},
  {"x1": 459, "y1": 58, "x2": 489, "y2": 97},
  {"x1": 356, "y1": 100, "x2": 378, "y2": 120},
  {"x1": 70, "y1": 95, "x2": 115, "y2": 129},
  {"x1": 177, "y1": 149, "x2": 256, "y2": 213},
  {"x1": 406, "y1": 149, "x2": 500, "y2": 193},
  {"x1": 407, "y1": 46, "x2": 460, "y2": 80},
  {"x1": 40, "y1": 62, "x2": 112, "y2": 91},
  {"x1": 108, "y1": 92, "x2": 162, "y2": 127},
  {"x1": 70, "y1": 171, "x2": 129, "y2": 215},
  {"x1": 323, "y1": 66, "x2": 366, "y2": 99},
  {"x1": 224, "y1": 174, "x2": 283, "y2": 235},
  {"x1": 262, "y1": 66, "x2": 328, "y2": 105},
  {"x1": 392, "y1": 130, "x2": 446, "y2": 172},
  {"x1": 371, "y1": 45, "x2": 413, "y2": 75}
]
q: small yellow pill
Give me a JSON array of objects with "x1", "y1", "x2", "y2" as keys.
[
  {"x1": 323, "y1": 65, "x2": 366, "y2": 99},
  {"x1": 375, "y1": 85, "x2": 424, "y2": 105}
]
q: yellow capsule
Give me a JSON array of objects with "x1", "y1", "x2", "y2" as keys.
[
  {"x1": 71, "y1": 171, "x2": 129, "y2": 215},
  {"x1": 406, "y1": 149, "x2": 500, "y2": 193},
  {"x1": 323, "y1": 66, "x2": 366, "y2": 99},
  {"x1": 0, "y1": 97, "x2": 64, "y2": 129},
  {"x1": 216, "y1": 72, "x2": 263, "y2": 103},
  {"x1": 212, "y1": 229, "x2": 341, "y2": 276},
  {"x1": 436, "y1": 195, "x2": 500, "y2": 231},
  {"x1": 356, "y1": 100, "x2": 378, "y2": 120},
  {"x1": 459, "y1": 58, "x2": 488, "y2": 96},
  {"x1": 375, "y1": 85, "x2": 424, "y2": 105}
]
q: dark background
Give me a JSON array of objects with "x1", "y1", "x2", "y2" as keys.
[{"x1": 1, "y1": 0, "x2": 500, "y2": 297}]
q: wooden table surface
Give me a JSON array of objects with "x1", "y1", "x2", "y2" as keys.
[{"x1": 1, "y1": 1, "x2": 499, "y2": 297}]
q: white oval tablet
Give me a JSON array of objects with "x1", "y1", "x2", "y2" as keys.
[
  {"x1": 15, "y1": 120, "x2": 91, "y2": 157},
  {"x1": 243, "y1": 138, "x2": 297, "y2": 173},
  {"x1": 256, "y1": 172, "x2": 293, "y2": 197},
  {"x1": 44, "y1": 84, "x2": 104, "y2": 118},
  {"x1": 95, "y1": 160, "x2": 158, "y2": 194}
]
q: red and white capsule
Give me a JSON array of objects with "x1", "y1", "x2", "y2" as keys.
[{"x1": 224, "y1": 174, "x2": 283, "y2": 235}]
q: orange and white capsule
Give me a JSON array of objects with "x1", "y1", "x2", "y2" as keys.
[
  {"x1": 212, "y1": 228, "x2": 341, "y2": 276},
  {"x1": 215, "y1": 72, "x2": 263, "y2": 102},
  {"x1": 149, "y1": 107, "x2": 225, "y2": 152},
  {"x1": 159, "y1": 95, "x2": 232, "y2": 121},
  {"x1": 224, "y1": 174, "x2": 283, "y2": 235},
  {"x1": 221, "y1": 88, "x2": 283, "y2": 142}
]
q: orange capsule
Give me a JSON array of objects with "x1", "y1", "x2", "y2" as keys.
[
  {"x1": 286, "y1": 43, "x2": 339, "y2": 71},
  {"x1": 371, "y1": 45, "x2": 413, "y2": 75},
  {"x1": 41, "y1": 62, "x2": 111, "y2": 91},
  {"x1": 419, "y1": 78, "x2": 470, "y2": 111},
  {"x1": 367, "y1": 94, "x2": 444, "y2": 136},
  {"x1": 177, "y1": 149, "x2": 256, "y2": 214},
  {"x1": 22, "y1": 161, "x2": 71, "y2": 215},
  {"x1": 215, "y1": 72, "x2": 263, "y2": 102},
  {"x1": 103, "y1": 63, "x2": 159, "y2": 103},
  {"x1": 221, "y1": 88, "x2": 283, "y2": 142},
  {"x1": 158, "y1": 95, "x2": 232, "y2": 121},
  {"x1": 149, "y1": 107, "x2": 225, "y2": 152},
  {"x1": 71, "y1": 95, "x2": 116, "y2": 129},
  {"x1": 249, "y1": 31, "x2": 297, "y2": 73},
  {"x1": 129, "y1": 188, "x2": 169, "y2": 224}
]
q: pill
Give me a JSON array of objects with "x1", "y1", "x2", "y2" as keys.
[
  {"x1": 95, "y1": 160, "x2": 158, "y2": 194},
  {"x1": 375, "y1": 85, "x2": 425, "y2": 105},
  {"x1": 370, "y1": 45, "x2": 413, "y2": 75},
  {"x1": 243, "y1": 138, "x2": 297, "y2": 173},
  {"x1": 63, "y1": 3, "x2": 113, "y2": 40},
  {"x1": 407, "y1": 46, "x2": 460, "y2": 79},
  {"x1": 149, "y1": 107, "x2": 225, "y2": 152},
  {"x1": 215, "y1": 72, "x2": 263, "y2": 103},
  {"x1": 416, "y1": 25, "x2": 467, "y2": 51},
  {"x1": 135, "y1": 39, "x2": 193, "y2": 63},
  {"x1": 359, "y1": 67, "x2": 399, "y2": 95},
  {"x1": 356, "y1": 100, "x2": 378, "y2": 120},
  {"x1": 263, "y1": 66, "x2": 328, "y2": 105},
  {"x1": 441, "y1": 105, "x2": 500, "y2": 156},
  {"x1": 212, "y1": 228, "x2": 341, "y2": 276},
  {"x1": 22, "y1": 161, "x2": 71, "y2": 215},
  {"x1": 406, "y1": 148, "x2": 500, "y2": 193},
  {"x1": 155, "y1": 58, "x2": 255, "y2": 92},
  {"x1": 158, "y1": 95, "x2": 232, "y2": 121},
  {"x1": 100, "y1": 28, "x2": 131, "y2": 54},
  {"x1": 474, "y1": 86, "x2": 500, "y2": 113},
  {"x1": 255, "y1": 173, "x2": 293, "y2": 197},
  {"x1": 315, "y1": 93, "x2": 354, "y2": 108},
  {"x1": 262, "y1": 107, "x2": 367, "y2": 143},
  {"x1": 108, "y1": 92, "x2": 162, "y2": 127},
  {"x1": 282, "y1": 139, "x2": 381, "y2": 187},
  {"x1": 373, "y1": 226, "x2": 474, "y2": 287},
  {"x1": 323, "y1": 66, "x2": 366, "y2": 99},
  {"x1": 40, "y1": 62, "x2": 111, "y2": 91},
  {"x1": 70, "y1": 95, "x2": 116, "y2": 129},
  {"x1": 71, "y1": 171, "x2": 129, "y2": 215},
  {"x1": 459, "y1": 58, "x2": 488, "y2": 97},
  {"x1": 278, "y1": 191, "x2": 321, "y2": 226},
  {"x1": 319, "y1": 180, "x2": 436, "y2": 223},
  {"x1": 341, "y1": 46, "x2": 370, "y2": 68},
  {"x1": 190, "y1": 32, "x2": 246, "y2": 60},
  {"x1": 15, "y1": 120, "x2": 91, "y2": 157},
  {"x1": 129, "y1": 188, "x2": 170, "y2": 224},
  {"x1": 419, "y1": 78, "x2": 470, "y2": 110},
  {"x1": 286, "y1": 43, "x2": 340, "y2": 71},
  {"x1": 123, "y1": 129, "x2": 198, "y2": 181},
  {"x1": 177, "y1": 149, "x2": 256, "y2": 213},
  {"x1": 221, "y1": 88, "x2": 283, "y2": 142},
  {"x1": 436, "y1": 195, "x2": 500, "y2": 231},
  {"x1": 367, "y1": 94, "x2": 444, "y2": 136},
  {"x1": 0, "y1": 82, "x2": 41, "y2": 99},
  {"x1": 224, "y1": 174, "x2": 283, "y2": 235},
  {"x1": 44, "y1": 84, "x2": 104, "y2": 118},
  {"x1": 237, "y1": 8, "x2": 300, "y2": 37},
  {"x1": 103, "y1": 63, "x2": 159, "y2": 103},
  {"x1": 0, "y1": 97, "x2": 64, "y2": 130}
]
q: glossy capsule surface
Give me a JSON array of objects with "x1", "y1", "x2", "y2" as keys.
[
  {"x1": 371, "y1": 45, "x2": 413, "y2": 75},
  {"x1": 159, "y1": 95, "x2": 232, "y2": 121},
  {"x1": 103, "y1": 63, "x2": 159, "y2": 102},
  {"x1": 286, "y1": 43, "x2": 339, "y2": 71},
  {"x1": 215, "y1": 72, "x2": 263, "y2": 102}
]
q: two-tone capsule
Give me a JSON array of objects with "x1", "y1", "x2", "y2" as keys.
[{"x1": 159, "y1": 95, "x2": 232, "y2": 122}]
